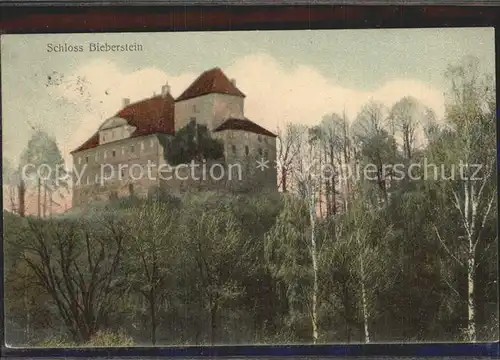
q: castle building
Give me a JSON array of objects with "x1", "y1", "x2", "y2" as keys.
[{"x1": 71, "y1": 67, "x2": 277, "y2": 207}]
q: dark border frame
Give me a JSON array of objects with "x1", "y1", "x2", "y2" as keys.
[
  {"x1": 0, "y1": 6, "x2": 499, "y2": 33},
  {"x1": 1, "y1": 4, "x2": 499, "y2": 358}
]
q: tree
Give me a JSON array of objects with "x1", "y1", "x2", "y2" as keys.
[
  {"x1": 276, "y1": 124, "x2": 305, "y2": 193},
  {"x1": 164, "y1": 120, "x2": 224, "y2": 165},
  {"x1": 317, "y1": 216, "x2": 359, "y2": 342},
  {"x1": 264, "y1": 195, "x2": 312, "y2": 342},
  {"x1": 389, "y1": 96, "x2": 424, "y2": 160},
  {"x1": 179, "y1": 196, "x2": 247, "y2": 345},
  {"x1": 353, "y1": 102, "x2": 398, "y2": 205},
  {"x1": 309, "y1": 114, "x2": 345, "y2": 217},
  {"x1": 20, "y1": 129, "x2": 68, "y2": 217},
  {"x1": 291, "y1": 137, "x2": 323, "y2": 343},
  {"x1": 431, "y1": 56, "x2": 497, "y2": 342},
  {"x1": 123, "y1": 200, "x2": 180, "y2": 345},
  {"x1": 341, "y1": 185, "x2": 394, "y2": 343},
  {"x1": 16, "y1": 211, "x2": 128, "y2": 343},
  {"x1": 3, "y1": 157, "x2": 18, "y2": 213}
]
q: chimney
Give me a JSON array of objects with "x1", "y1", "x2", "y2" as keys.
[
  {"x1": 122, "y1": 98, "x2": 130, "y2": 107},
  {"x1": 161, "y1": 83, "x2": 171, "y2": 97},
  {"x1": 230, "y1": 78, "x2": 236, "y2": 86}
]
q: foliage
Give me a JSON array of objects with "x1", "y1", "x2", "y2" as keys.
[
  {"x1": 3, "y1": 56, "x2": 497, "y2": 345},
  {"x1": 163, "y1": 120, "x2": 224, "y2": 165},
  {"x1": 85, "y1": 330, "x2": 135, "y2": 347}
]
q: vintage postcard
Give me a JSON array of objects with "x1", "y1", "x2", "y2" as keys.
[{"x1": 1, "y1": 28, "x2": 497, "y2": 347}]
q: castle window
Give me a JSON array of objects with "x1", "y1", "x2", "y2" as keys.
[
  {"x1": 130, "y1": 145, "x2": 135, "y2": 153},
  {"x1": 258, "y1": 135, "x2": 262, "y2": 142},
  {"x1": 258, "y1": 148, "x2": 263, "y2": 156},
  {"x1": 112, "y1": 150, "x2": 116, "y2": 157},
  {"x1": 232, "y1": 145, "x2": 236, "y2": 154},
  {"x1": 85, "y1": 156, "x2": 89, "y2": 164},
  {"x1": 245, "y1": 146, "x2": 249, "y2": 156}
]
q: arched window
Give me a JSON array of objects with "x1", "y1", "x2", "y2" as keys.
[{"x1": 245, "y1": 146, "x2": 249, "y2": 156}]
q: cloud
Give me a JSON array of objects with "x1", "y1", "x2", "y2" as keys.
[
  {"x1": 54, "y1": 54, "x2": 446, "y2": 166},
  {"x1": 225, "y1": 53, "x2": 445, "y2": 130}
]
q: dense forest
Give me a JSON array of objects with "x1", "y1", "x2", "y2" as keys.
[{"x1": 3, "y1": 56, "x2": 498, "y2": 346}]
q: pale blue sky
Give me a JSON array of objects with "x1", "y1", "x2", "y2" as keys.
[{"x1": 1, "y1": 28, "x2": 495, "y2": 165}]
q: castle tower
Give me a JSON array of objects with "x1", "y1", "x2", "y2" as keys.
[{"x1": 174, "y1": 67, "x2": 245, "y2": 131}]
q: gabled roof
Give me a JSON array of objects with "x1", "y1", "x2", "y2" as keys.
[
  {"x1": 213, "y1": 118, "x2": 277, "y2": 138},
  {"x1": 176, "y1": 67, "x2": 245, "y2": 102},
  {"x1": 71, "y1": 93, "x2": 175, "y2": 154}
]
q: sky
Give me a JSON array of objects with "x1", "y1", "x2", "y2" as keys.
[{"x1": 1, "y1": 27, "x2": 496, "y2": 169}]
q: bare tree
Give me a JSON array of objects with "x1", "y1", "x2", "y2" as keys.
[
  {"x1": 18, "y1": 212, "x2": 127, "y2": 343},
  {"x1": 389, "y1": 96, "x2": 423, "y2": 160},
  {"x1": 352, "y1": 101, "x2": 393, "y2": 205},
  {"x1": 276, "y1": 124, "x2": 306, "y2": 193}
]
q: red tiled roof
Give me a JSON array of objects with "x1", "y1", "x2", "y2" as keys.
[
  {"x1": 176, "y1": 67, "x2": 245, "y2": 102},
  {"x1": 213, "y1": 118, "x2": 277, "y2": 138},
  {"x1": 71, "y1": 93, "x2": 175, "y2": 153}
]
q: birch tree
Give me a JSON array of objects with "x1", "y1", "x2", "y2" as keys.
[
  {"x1": 292, "y1": 136, "x2": 323, "y2": 343},
  {"x1": 432, "y1": 56, "x2": 497, "y2": 342}
]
